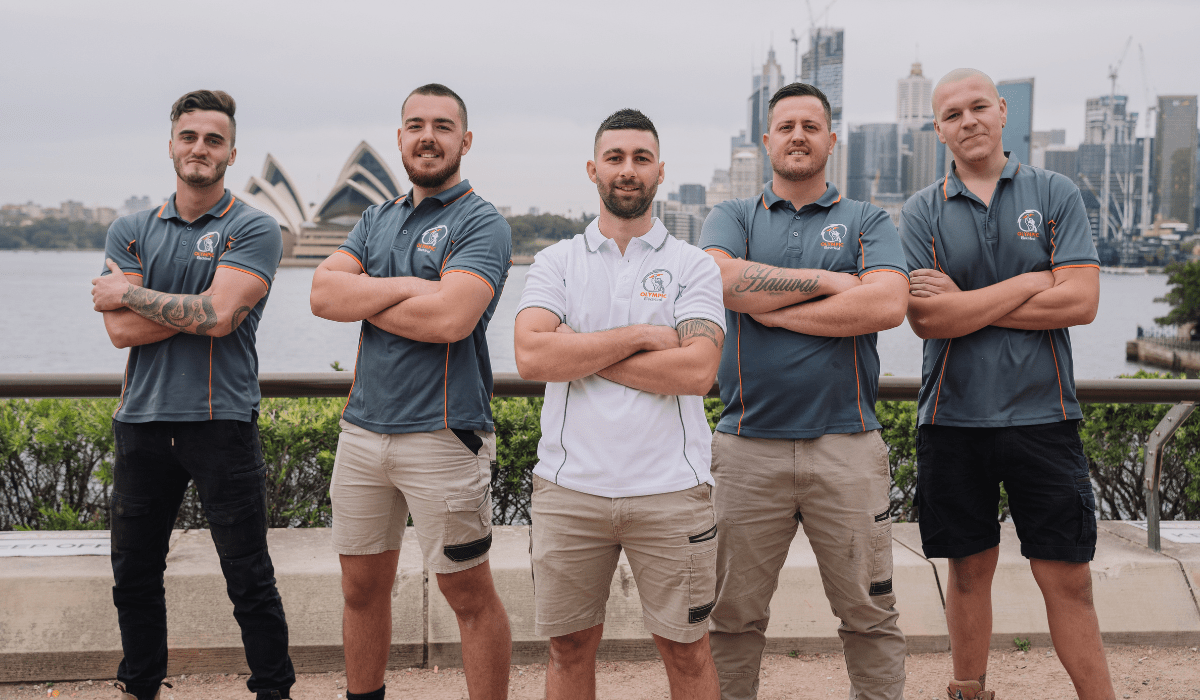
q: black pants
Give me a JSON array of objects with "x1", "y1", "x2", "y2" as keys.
[{"x1": 110, "y1": 419, "x2": 294, "y2": 700}]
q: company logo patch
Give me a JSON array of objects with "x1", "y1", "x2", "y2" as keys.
[
  {"x1": 417, "y1": 225, "x2": 448, "y2": 252},
  {"x1": 193, "y1": 231, "x2": 219, "y2": 258},
  {"x1": 820, "y1": 223, "x2": 847, "y2": 248},
  {"x1": 1017, "y1": 209, "x2": 1042, "y2": 239},
  {"x1": 640, "y1": 269, "x2": 672, "y2": 301}
]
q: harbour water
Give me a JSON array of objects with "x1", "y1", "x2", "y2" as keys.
[{"x1": 0, "y1": 250, "x2": 1174, "y2": 380}]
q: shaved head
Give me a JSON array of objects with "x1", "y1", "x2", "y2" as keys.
[{"x1": 933, "y1": 68, "x2": 999, "y2": 118}]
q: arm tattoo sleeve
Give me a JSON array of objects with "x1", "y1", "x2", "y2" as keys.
[
  {"x1": 677, "y1": 318, "x2": 722, "y2": 349},
  {"x1": 731, "y1": 263, "x2": 820, "y2": 297},
  {"x1": 121, "y1": 286, "x2": 221, "y2": 336}
]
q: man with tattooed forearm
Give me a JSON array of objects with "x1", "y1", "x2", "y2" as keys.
[
  {"x1": 699, "y1": 83, "x2": 910, "y2": 700},
  {"x1": 90, "y1": 91, "x2": 293, "y2": 700}
]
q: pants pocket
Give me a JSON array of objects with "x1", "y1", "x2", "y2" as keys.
[
  {"x1": 1076, "y1": 478, "x2": 1097, "y2": 546},
  {"x1": 869, "y1": 510, "x2": 894, "y2": 597},
  {"x1": 443, "y1": 485, "x2": 493, "y2": 563},
  {"x1": 688, "y1": 545, "x2": 718, "y2": 623},
  {"x1": 205, "y1": 493, "x2": 268, "y2": 560}
]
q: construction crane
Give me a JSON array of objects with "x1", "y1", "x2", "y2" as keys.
[
  {"x1": 790, "y1": 30, "x2": 802, "y2": 84},
  {"x1": 1138, "y1": 44, "x2": 1158, "y2": 235},
  {"x1": 1099, "y1": 36, "x2": 1132, "y2": 241}
]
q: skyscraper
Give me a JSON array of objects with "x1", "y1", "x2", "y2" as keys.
[
  {"x1": 897, "y1": 62, "x2": 933, "y2": 133},
  {"x1": 730, "y1": 145, "x2": 764, "y2": 200},
  {"x1": 996, "y1": 78, "x2": 1034, "y2": 164},
  {"x1": 1154, "y1": 95, "x2": 1198, "y2": 230},
  {"x1": 847, "y1": 124, "x2": 901, "y2": 203},
  {"x1": 1084, "y1": 95, "x2": 1138, "y2": 146},
  {"x1": 801, "y1": 27, "x2": 845, "y2": 192},
  {"x1": 748, "y1": 48, "x2": 785, "y2": 185}
]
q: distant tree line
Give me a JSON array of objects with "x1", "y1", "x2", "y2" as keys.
[
  {"x1": 507, "y1": 213, "x2": 591, "y2": 255},
  {"x1": 0, "y1": 220, "x2": 109, "y2": 250}
]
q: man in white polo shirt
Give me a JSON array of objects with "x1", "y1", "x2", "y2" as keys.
[{"x1": 514, "y1": 109, "x2": 726, "y2": 700}]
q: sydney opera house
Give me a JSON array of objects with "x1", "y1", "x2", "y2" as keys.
[{"x1": 239, "y1": 142, "x2": 405, "y2": 265}]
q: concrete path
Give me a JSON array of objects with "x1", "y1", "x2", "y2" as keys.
[{"x1": 2, "y1": 522, "x2": 1198, "y2": 683}]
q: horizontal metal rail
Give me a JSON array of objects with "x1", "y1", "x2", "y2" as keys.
[{"x1": 1, "y1": 373, "x2": 1199, "y2": 403}]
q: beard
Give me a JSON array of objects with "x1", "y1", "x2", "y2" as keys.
[
  {"x1": 402, "y1": 147, "x2": 463, "y2": 189},
  {"x1": 597, "y1": 177, "x2": 657, "y2": 220},
  {"x1": 174, "y1": 155, "x2": 229, "y2": 188},
  {"x1": 771, "y1": 148, "x2": 827, "y2": 182}
]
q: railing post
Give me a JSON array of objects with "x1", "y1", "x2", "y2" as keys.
[{"x1": 1143, "y1": 401, "x2": 1196, "y2": 552}]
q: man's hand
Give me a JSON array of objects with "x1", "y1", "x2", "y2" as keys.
[
  {"x1": 92, "y1": 259, "x2": 133, "y2": 311},
  {"x1": 909, "y1": 268, "x2": 963, "y2": 298}
]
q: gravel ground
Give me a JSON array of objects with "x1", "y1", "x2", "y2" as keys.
[{"x1": 2, "y1": 644, "x2": 1198, "y2": 699}]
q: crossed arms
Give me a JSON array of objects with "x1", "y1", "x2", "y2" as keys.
[
  {"x1": 309, "y1": 251, "x2": 493, "y2": 343},
  {"x1": 906, "y1": 266, "x2": 1099, "y2": 339},
  {"x1": 514, "y1": 309, "x2": 724, "y2": 397},
  {"x1": 92, "y1": 259, "x2": 267, "y2": 348},
  {"x1": 708, "y1": 254, "x2": 909, "y2": 337}
]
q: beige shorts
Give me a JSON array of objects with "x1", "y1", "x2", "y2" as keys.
[
  {"x1": 330, "y1": 419, "x2": 495, "y2": 574},
  {"x1": 530, "y1": 475, "x2": 717, "y2": 643}
]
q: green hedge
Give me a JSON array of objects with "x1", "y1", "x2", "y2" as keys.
[{"x1": 3, "y1": 375, "x2": 1198, "y2": 531}]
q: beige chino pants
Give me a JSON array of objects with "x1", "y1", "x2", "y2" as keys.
[{"x1": 708, "y1": 430, "x2": 906, "y2": 700}]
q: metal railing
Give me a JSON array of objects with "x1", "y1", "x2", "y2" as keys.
[{"x1": 3, "y1": 372, "x2": 1198, "y2": 552}]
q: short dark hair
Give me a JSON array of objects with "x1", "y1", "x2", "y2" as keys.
[
  {"x1": 594, "y1": 108, "x2": 660, "y2": 150},
  {"x1": 767, "y1": 82, "x2": 832, "y2": 131},
  {"x1": 403, "y1": 83, "x2": 468, "y2": 131},
  {"x1": 170, "y1": 90, "x2": 237, "y2": 145}
]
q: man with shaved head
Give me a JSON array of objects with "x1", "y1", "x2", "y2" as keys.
[{"x1": 899, "y1": 69, "x2": 1113, "y2": 700}]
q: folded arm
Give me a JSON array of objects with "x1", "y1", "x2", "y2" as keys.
[
  {"x1": 905, "y1": 268, "x2": 1056, "y2": 339},
  {"x1": 364, "y1": 271, "x2": 493, "y2": 343},
  {"x1": 751, "y1": 270, "x2": 909, "y2": 337},
  {"x1": 310, "y1": 251, "x2": 440, "y2": 322},
  {"x1": 594, "y1": 318, "x2": 724, "y2": 396},
  {"x1": 99, "y1": 274, "x2": 180, "y2": 349},
  {"x1": 514, "y1": 307, "x2": 681, "y2": 383},
  {"x1": 991, "y1": 266, "x2": 1099, "y2": 330},
  {"x1": 92, "y1": 259, "x2": 266, "y2": 341},
  {"x1": 708, "y1": 252, "x2": 861, "y2": 314}
]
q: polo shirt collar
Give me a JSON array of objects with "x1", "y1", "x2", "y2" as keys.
[
  {"x1": 583, "y1": 217, "x2": 670, "y2": 253},
  {"x1": 157, "y1": 189, "x2": 235, "y2": 222},
  {"x1": 414, "y1": 179, "x2": 473, "y2": 208},
  {"x1": 943, "y1": 152, "x2": 1020, "y2": 199},
  {"x1": 760, "y1": 181, "x2": 842, "y2": 211}
]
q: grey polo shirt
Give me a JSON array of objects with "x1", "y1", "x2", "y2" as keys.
[
  {"x1": 699, "y1": 183, "x2": 910, "y2": 439},
  {"x1": 336, "y1": 179, "x2": 512, "y2": 434},
  {"x1": 899, "y1": 155, "x2": 1100, "y2": 427},
  {"x1": 102, "y1": 189, "x2": 282, "y2": 422}
]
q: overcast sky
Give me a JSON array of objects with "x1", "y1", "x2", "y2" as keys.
[{"x1": 2, "y1": 0, "x2": 1198, "y2": 217}]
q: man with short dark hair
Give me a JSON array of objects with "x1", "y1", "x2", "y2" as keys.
[
  {"x1": 514, "y1": 108, "x2": 726, "y2": 700},
  {"x1": 91, "y1": 89, "x2": 293, "y2": 700},
  {"x1": 900, "y1": 68, "x2": 1112, "y2": 700},
  {"x1": 309, "y1": 83, "x2": 513, "y2": 700},
  {"x1": 699, "y1": 82, "x2": 911, "y2": 700}
]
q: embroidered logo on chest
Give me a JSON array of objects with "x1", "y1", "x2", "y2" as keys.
[
  {"x1": 417, "y1": 225, "x2": 448, "y2": 252},
  {"x1": 1017, "y1": 210, "x2": 1042, "y2": 239},
  {"x1": 193, "y1": 231, "x2": 220, "y2": 259},
  {"x1": 820, "y1": 224, "x2": 847, "y2": 248},
  {"x1": 640, "y1": 269, "x2": 672, "y2": 301}
]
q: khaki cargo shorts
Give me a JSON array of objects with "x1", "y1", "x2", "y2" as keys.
[
  {"x1": 530, "y1": 475, "x2": 717, "y2": 643},
  {"x1": 330, "y1": 419, "x2": 495, "y2": 574}
]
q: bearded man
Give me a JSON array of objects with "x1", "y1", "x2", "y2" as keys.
[
  {"x1": 514, "y1": 108, "x2": 726, "y2": 700},
  {"x1": 698, "y1": 82, "x2": 911, "y2": 700},
  {"x1": 309, "y1": 83, "x2": 513, "y2": 700},
  {"x1": 91, "y1": 89, "x2": 293, "y2": 700}
]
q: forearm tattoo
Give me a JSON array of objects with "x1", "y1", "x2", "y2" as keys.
[
  {"x1": 677, "y1": 319, "x2": 722, "y2": 349},
  {"x1": 231, "y1": 306, "x2": 252, "y2": 334},
  {"x1": 122, "y1": 286, "x2": 220, "y2": 336},
  {"x1": 731, "y1": 263, "x2": 820, "y2": 296}
]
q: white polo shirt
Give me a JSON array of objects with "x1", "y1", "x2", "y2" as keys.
[{"x1": 517, "y1": 217, "x2": 727, "y2": 498}]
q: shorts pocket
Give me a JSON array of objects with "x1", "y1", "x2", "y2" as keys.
[
  {"x1": 1075, "y1": 478, "x2": 1097, "y2": 546},
  {"x1": 688, "y1": 545, "x2": 718, "y2": 624},
  {"x1": 870, "y1": 509, "x2": 894, "y2": 595},
  {"x1": 443, "y1": 485, "x2": 493, "y2": 563}
]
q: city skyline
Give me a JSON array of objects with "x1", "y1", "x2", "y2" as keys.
[{"x1": 2, "y1": 0, "x2": 1198, "y2": 216}]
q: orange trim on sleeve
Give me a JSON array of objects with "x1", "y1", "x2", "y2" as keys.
[
  {"x1": 342, "y1": 329, "x2": 364, "y2": 418},
  {"x1": 853, "y1": 340, "x2": 865, "y2": 431},
  {"x1": 445, "y1": 188, "x2": 474, "y2": 206},
  {"x1": 217, "y1": 264, "x2": 269, "y2": 291},
  {"x1": 443, "y1": 344, "x2": 451, "y2": 429},
  {"x1": 335, "y1": 249, "x2": 366, "y2": 272},
  {"x1": 126, "y1": 240, "x2": 142, "y2": 267},
  {"x1": 1049, "y1": 219, "x2": 1057, "y2": 265},
  {"x1": 1051, "y1": 264, "x2": 1100, "y2": 271},
  {"x1": 208, "y1": 338, "x2": 214, "y2": 420},
  {"x1": 1048, "y1": 331, "x2": 1067, "y2": 420},
  {"x1": 931, "y1": 339, "x2": 952, "y2": 424},
  {"x1": 736, "y1": 314, "x2": 745, "y2": 435},
  {"x1": 217, "y1": 196, "x2": 236, "y2": 218},
  {"x1": 860, "y1": 269, "x2": 910, "y2": 281},
  {"x1": 124, "y1": 272, "x2": 144, "y2": 278},
  {"x1": 704, "y1": 248, "x2": 733, "y2": 259},
  {"x1": 442, "y1": 269, "x2": 495, "y2": 297}
]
